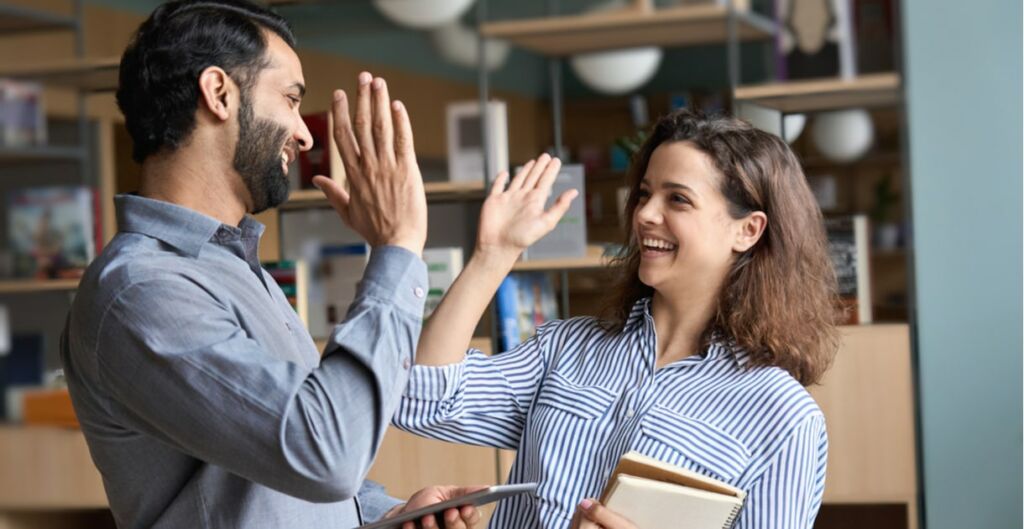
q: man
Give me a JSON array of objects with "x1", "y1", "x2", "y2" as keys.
[{"x1": 60, "y1": 1, "x2": 480, "y2": 527}]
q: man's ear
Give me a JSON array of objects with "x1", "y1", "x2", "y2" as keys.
[
  {"x1": 197, "y1": 66, "x2": 233, "y2": 122},
  {"x1": 733, "y1": 211, "x2": 767, "y2": 253}
]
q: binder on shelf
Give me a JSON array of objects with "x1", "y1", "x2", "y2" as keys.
[
  {"x1": 422, "y1": 247, "x2": 464, "y2": 320},
  {"x1": 520, "y1": 164, "x2": 587, "y2": 261},
  {"x1": 825, "y1": 214, "x2": 872, "y2": 324}
]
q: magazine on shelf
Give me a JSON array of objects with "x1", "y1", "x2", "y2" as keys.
[
  {"x1": 494, "y1": 272, "x2": 558, "y2": 352},
  {"x1": 8, "y1": 186, "x2": 96, "y2": 279}
]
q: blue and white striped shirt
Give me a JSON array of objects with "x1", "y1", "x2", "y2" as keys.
[{"x1": 394, "y1": 298, "x2": 827, "y2": 529}]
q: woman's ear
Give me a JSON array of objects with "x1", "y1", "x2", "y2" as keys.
[
  {"x1": 197, "y1": 66, "x2": 233, "y2": 122},
  {"x1": 733, "y1": 211, "x2": 767, "y2": 253}
]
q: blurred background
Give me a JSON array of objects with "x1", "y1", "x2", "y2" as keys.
[{"x1": 0, "y1": 0, "x2": 1017, "y2": 528}]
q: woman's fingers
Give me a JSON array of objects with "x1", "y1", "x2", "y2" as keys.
[
  {"x1": 507, "y1": 159, "x2": 536, "y2": 192},
  {"x1": 489, "y1": 170, "x2": 510, "y2": 197},
  {"x1": 523, "y1": 153, "x2": 556, "y2": 191}
]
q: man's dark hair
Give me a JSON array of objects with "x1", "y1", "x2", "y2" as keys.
[{"x1": 116, "y1": 0, "x2": 295, "y2": 163}]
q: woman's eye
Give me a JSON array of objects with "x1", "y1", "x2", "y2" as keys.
[
  {"x1": 636, "y1": 189, "x2": 651, "y2": 200},
  {"x1": 671, "y1": 194, "x2": 689, "y2": 205}
]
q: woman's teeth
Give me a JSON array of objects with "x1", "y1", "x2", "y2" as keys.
[{"x1": 642, "y1": 238, "x2": 677, "y2": 251}]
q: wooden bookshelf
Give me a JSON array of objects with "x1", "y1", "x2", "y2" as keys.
[
  {"x1": 0, "y1": 145, "x2": 87, "y2": 165},
  {"x1": 481, "y1": 3, "x2": 774, "y2": 56},
  {"x1": 0, "y1": 278, "x2": 79, "y2": 294},
  {"x1": 512, "y1": 245, "x2": 610, "y2": 271},
  {"x1": 0, "y1": 426, "x2": 107, "y2": 509},
  {"x1": 0, "y1": 57, "x2": 120, "y2": 92},
  {"x1": 280, "y1": 180, "x2": 487, "y2": 211},
  {"x1": 0, "y1": 4, "x2": 76, "y2": 35},
  {"x1": 734, "y1": 73, "x2": 902, "y2": 113}
]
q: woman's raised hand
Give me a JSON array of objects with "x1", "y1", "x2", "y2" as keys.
[{"x1": 475, "y1": 153, "x2": 578, "y2": 263}]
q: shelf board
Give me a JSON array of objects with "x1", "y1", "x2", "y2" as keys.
[
  {"x1": 513, "y1": 245, "x2": 611, "y2": 271},
  {"x1": 0, "y1": 426, "x2": 108, "y2": 509},
  {"x1": 280, "y1": 180, "x2": 487, "y2": 211},
  {"x1": 481, "y1": 4, "x2": 775, "y2": 56},
  {"x1": 0, "y1": 57, "x2": 120, "y2": 92},
  {"x1": 0, "y1": 4, "x2": 76, "y2": 35},
  {"x1": 0, "y1": 278, "x2": 79, "y2": 294},
  {"x1": 0, "y1": 145, "x2": 86, "y2": 165},
  {"x1": 734, "y1": 73, "x2": 902, "y2": 113}
]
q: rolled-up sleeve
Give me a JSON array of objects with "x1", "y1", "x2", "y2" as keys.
[
  {"x1": 95, "y1": 246, "x2": 427, "y2": 503},
  {"x1": 392, "y1": 322, "x2": 555, "y2": 450}
]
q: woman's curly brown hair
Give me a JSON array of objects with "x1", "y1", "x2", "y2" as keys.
[{"x1": 601, "y1": 109, "x2": 840, "y2": 386}]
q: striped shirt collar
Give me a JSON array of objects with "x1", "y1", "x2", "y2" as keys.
[{"x1": 625, "y1": 296, "x2": 752, "y2": 369}]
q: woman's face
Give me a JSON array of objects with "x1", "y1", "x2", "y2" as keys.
[{"x1": 633, "y1": 141, "x2": 765, "y2": 296}]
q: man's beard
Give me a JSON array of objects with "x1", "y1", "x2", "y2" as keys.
[{"x1": 233, "y1": 92, "x2": 293, "y2": 214}]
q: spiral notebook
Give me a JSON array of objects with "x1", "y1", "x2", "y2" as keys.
[{"x1": 599, "y1": 451, "x2": 746, "y2": 529}]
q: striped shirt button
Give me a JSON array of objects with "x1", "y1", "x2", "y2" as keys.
[{"x1": 626, "y1": 408, "x2": 635, "y2": 418}]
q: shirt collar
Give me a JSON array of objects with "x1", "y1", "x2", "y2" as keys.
[
  {"x1": 115, "y1": 194, "x2": 265, "y2": 258},
  {"x1": 626, "y1": 296, "x2": 750, "y2": 369}
]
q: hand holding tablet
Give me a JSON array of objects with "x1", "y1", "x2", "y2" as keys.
[{"x1": 360, "y1": 483, "x2": 539, "y2": 529}]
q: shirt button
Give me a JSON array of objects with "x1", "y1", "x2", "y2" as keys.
[
  {"x1": 626, "y1": 408, "x2": 635, "y2": 418},
  {"x1": 414, "y1": 286, "x2": 425, "y2": 298},
  {"x1": 402, "y1": 358, "x2": 411, "y2": 369}
]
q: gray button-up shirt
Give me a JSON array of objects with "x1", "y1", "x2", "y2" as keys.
[{"x1": 61, "y1": 194, "x2": 427, "y2": 528}]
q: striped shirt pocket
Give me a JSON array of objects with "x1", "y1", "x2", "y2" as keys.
[
  {"x1": 638, "y1": 405, "x2": 753, "y2": 481},
  {"x1": 533, "y1": 371, "x2": 618, "y2": 419}
]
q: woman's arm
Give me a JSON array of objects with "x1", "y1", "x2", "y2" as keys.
[{"x1": 415, "y1": 154, "x2": 577, "y2": 366}]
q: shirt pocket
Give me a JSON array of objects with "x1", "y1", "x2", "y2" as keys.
[
  {"x1": 534, "y1": 371, "x2": 618, "y2": 419},
  {"x1": 637, "y1": 405, "x2": 752, "y2": 482}
]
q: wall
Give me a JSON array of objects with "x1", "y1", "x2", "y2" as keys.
[{"x1": 902, "y1": 0, "x2": 1023, "y2": 527}]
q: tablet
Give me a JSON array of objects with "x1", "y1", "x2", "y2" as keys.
[{"x1": 359, "y1": 483, "x2": 538, "y2": 529}]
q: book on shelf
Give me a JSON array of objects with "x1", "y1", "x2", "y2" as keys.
[
  {"x1": 825, "y1": 214, "x2": 872, "y2": 324},
  {"x1": 422, "y1": 247, "x2": 464, "y2": 320},
  {"x1": 1, "y1": 333, "x2": 44, "y2": 422},
  {"x1": 520, "y1": 163, "x2": 587, "y2": 261},
  {"x1": 8, "y1": 186, "x2": 96, "y2": 279},
  {"x1": 263, "y1": 260, "x2": 311, "y2": 328},
  {"x1": 0, "y1": 79, "x2": 46, "y2": 147},
  {"x1": 597, "y1": 451, "x2": 746, "y2": 529},
  {"x1": 494, "y1": 272, "x2": 559, "y2": 353},
  {"x1": 309, "y1": 243, "x2": 370, "y2": 340}
]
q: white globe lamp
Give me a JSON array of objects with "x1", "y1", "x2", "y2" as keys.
[
  {"x1": 373, "y1": 0, "x2": 476, "y2": 30},
  {"x1": 810, "y1": 109, "x2": 875, "y2": 163},
  {"x1": 431, "y1": 21, "x2": 510, "y2": 71},
  {"x1": 570, "y1": 47, "x2": 662, "y2": 95}
]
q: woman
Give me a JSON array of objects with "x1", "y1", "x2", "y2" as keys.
[{"x1": 395, "y1": 110, "x2": 839, "y2": 529}]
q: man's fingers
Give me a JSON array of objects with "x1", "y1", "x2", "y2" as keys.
[
  {"x1": 461, "y1": 505, "x2": 480, "y2": 526},
  {"x1": 507, "y1": 159, "x2": 535, "y2": 192},
  {"x1": 392, "y1": 100, "x2": 416, "y2": 164},
  {"x1": 312, "y1": 175, "x2": 351, "y2": 223},
  {"x1": 524, "y1": 154, "x2": 558, "y2": 191},
  {"x1": 490, "y1": 171, "x2": 509, "y2": 196},
  {"x1": 354, "y1": 71, "x2": 378, "y2": 164},
  {"x1": 542, "y1": 189, "x2": 578, "y2": 228},
  {"x1": 443, "y1": 507, "x2": 466, "y2": 529},
  {"x1": 331, "y1": 90, "x2": 361, "y2": 179},
  {"x1": 371, "y1": 77, "x2": 395, "y2": 165}
]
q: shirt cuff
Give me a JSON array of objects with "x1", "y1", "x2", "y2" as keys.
[
  {"x1": 357, "y1": 245, "x2": 429, "y2": 319},
  {"x1": 404, "y1": 361, "x2": 466, "y2": 401}
]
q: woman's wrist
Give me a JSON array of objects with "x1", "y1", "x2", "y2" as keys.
[{"x1": 471, "y1": 244, "x2": 521, "y2": 272}]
